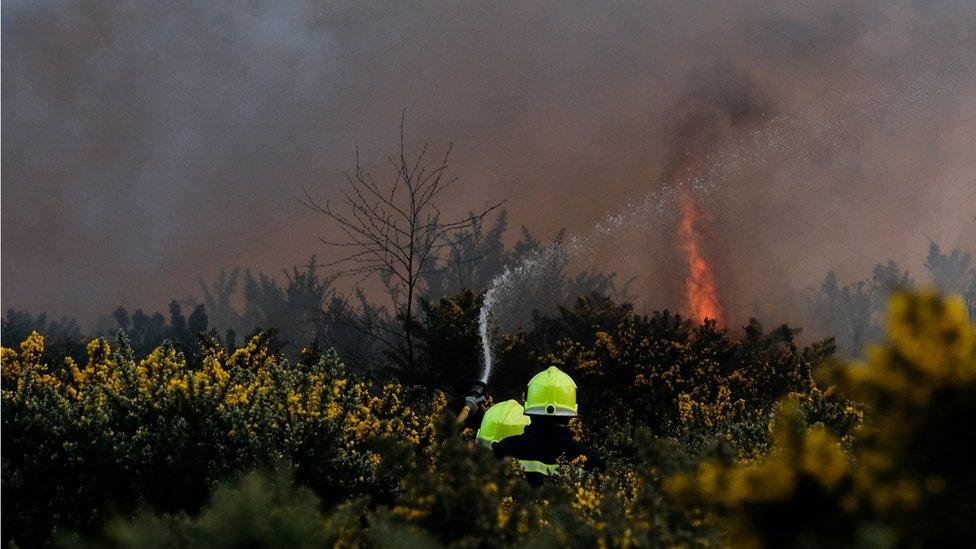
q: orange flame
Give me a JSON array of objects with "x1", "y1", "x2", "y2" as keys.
[{"x1": 679, "y1": 191, "x2": 722, "y2": 323}]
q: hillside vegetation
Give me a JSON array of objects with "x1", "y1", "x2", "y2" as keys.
[{"x1": 3, "y1": 291, "x2": 974, "y2": 547}]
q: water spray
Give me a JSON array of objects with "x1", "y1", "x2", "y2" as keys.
[
  {"x1": 472, "y1": 114, "x2": 804, "y2": 385},
  {"x1": 477, "y1": 287, "x2": 497, "y2": 382},
  {"x1": 475, "y1": 185, "x2": 682, "y2": 385}
]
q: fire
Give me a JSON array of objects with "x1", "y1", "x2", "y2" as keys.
[{"x1": 679, "y1": 191, "x2": 722, "y2": 323}]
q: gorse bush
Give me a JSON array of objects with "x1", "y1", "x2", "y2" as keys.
[
  {"x1": 2, "y1": 291, "x2": 974, "y2": 547},
  {"x1": 61, "y1": 469, "x2": 334, "y2": 549},
  {"x1": 1, "y1": 309, "x2": 86, "y2": 366},
  {"x1": 1, "y1": 331, "x2": 445, "y2": 546},
  {"x1": 485, "y1": 294, "x2": 859, "y2": 461},
  {"x1": 668, "y1": 292, "x2": 976, "y2": 547}
]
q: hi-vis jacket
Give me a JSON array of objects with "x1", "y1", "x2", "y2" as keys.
[{"x1": 492, "y1": 422, "x2": 588, "y2": 485}]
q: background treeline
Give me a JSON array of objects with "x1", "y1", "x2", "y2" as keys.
[
  {"x1": 4, "y1": 211, "x2": 973, "y2": 377},
  {"x1": 3, "y1": 212, "x2": 630, "y2": 389},
  {"x1": 804, "y1": 242, "x2": 976, "y2": 355}
]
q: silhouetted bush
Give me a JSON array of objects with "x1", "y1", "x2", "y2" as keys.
[{"x1": 2, "y1": 309, "x2": 85, "y2": 367}]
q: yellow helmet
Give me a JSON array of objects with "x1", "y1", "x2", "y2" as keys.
[
  {"x1": 476, "y1": 399, "x2": 531, "y2": 445},
  {"x1": 524, "y1": 366, "x2": 578, "y2": 417}
]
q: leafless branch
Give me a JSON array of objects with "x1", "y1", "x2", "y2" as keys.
[{"x1": 300, "y1": 115, "x2": 504, "y2": 369}]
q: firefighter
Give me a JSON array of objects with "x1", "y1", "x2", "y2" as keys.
[
  {"x1": 492, "y1": 366, "x2": 591, "y2": 484},
  {"x1": 476, "y1": 399, "x2": 531, "y2": 447}
]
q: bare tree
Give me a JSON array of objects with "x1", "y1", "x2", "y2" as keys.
[{"x1": 301, "y1": 114, "x2": 503, "y2": 371}]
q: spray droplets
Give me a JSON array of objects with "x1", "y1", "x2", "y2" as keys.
[{"x1": 477, "y1": 185, "x2": 679, "y2": 383}]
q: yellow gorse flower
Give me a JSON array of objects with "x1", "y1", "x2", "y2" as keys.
[{"x1": 0, "y1": 330, "x2": 444, "y2": 493}]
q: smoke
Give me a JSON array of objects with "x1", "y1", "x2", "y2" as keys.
[{"x1": 3, "y1": 1, "x2": 975, "y2": 329}]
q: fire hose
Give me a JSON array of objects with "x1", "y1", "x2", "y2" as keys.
[{"x1": 456, "y1": 380, "x2": 487, "y2": 424}]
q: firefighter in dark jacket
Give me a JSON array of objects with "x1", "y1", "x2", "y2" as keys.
[{"x1": 492, "y1": 366, "x2": 592, "y2": 484}]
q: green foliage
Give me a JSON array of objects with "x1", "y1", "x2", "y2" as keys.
[
  {"x1": 241, "y1": 258, "x2": 335, "y2": 351},
  {"x1": 416, "y1": 290, "x2": 484, "y2": 389},
  {"x1": 492, "y1": 294, "x2": 858, "y2": 461},
  {"x1": 2, "y1": 308, "x2": 86, "y2": 366},
  {"x1": 421, "y1": 214, "x2": 630, "y2": 323},
  {"x1": 101, "y1": 301, "x2": 209, "y2": 359},
  {"x1": 806, "y1": 265, "x2": 904, "y2": 356},
  {"x1": 805, "y1": 241, "x2": 976, "y2": 355},
  {"x1": 1, "y1": 332, "x2": 443, "y2": 546},
  {"x1": 832, "y1": 292, "x2": 976, "y2": 545},
  {"x1": 60, "y1": 469, "x2": 331, "y2": 549},
  {"x1": 925, "y1": 242, "x2": 974, "y2": 295},
  {"x1": 4, "y1": 291, "x2": 974, "y2": 548},
  {"x1": 925, "y1": 242, "x2": 976, "y2": 324},
  {"x1": 669, "y1": 292, "x2": 976, "y2": 548}
]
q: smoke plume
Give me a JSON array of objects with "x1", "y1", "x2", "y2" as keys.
[{"x1": 3, "y1": 1, "x2": 974, "y2": 329}]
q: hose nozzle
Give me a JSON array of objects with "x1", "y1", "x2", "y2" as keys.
[{"x1": 456, "y1": 380, "x2": 487, "y2": 424}]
